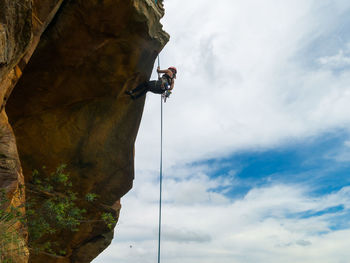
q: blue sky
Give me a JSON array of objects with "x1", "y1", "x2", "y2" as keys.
[
  {"x1": 93, "y1": 1, "x2": 350, "y2": 262},
  {"x1": 206, "y1": 130, "x2": 350, "y2": 197}
]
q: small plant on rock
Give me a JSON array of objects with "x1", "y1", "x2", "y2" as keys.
[{"x1": 0, "y1": 164, "x2": 117, "y2": 261}]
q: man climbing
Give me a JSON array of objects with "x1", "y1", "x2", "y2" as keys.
[{"x1": 125, "y1": 66, "x2": 177, "y2": 100}]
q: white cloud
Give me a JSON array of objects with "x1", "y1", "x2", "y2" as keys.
[
  {"x1": 318, "y1": 49, "x2": 350, "y2": 68},
  {"x1": 344, "y1": 140, "x2": 350, "y2": 147},
  {"x1": 163, "y1": 226, "x2": 212, "y2": 243},
  {"x1": 134, "y1": 0, "x2": 350, "y2": 170},
  {"x1": 324, "y1": 140, "x2": 350, "y2": 162},
  {"x1": 94, "y1": 169, "x2": 350, "y2": 263},
  {"x1": 95, "y1": 1, "x2": 350, "y2": 262}
]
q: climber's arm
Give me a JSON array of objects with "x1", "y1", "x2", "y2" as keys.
[
  {"x1": 157, "y1": 67, "x2": 172, "y2": 75},
  {"x1": 169, "y1": 79, "x2": 175, "y2": 90}
]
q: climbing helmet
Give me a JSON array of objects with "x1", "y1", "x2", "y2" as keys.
[{"x1": 168, "y1": 67, "x2": 177, "y2": 74}]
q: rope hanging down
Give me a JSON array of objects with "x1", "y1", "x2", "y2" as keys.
[{"x1": 157, "y1": 54, "x2": 163, "y2": 263}]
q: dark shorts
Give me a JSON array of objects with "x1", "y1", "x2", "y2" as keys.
[{"x1": 148, "y1": 80, "x2": 164, "y2": 94}]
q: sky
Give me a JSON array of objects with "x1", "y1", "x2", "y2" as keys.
[{"x1": 93, "y1": 0, "x2": 350, "y2": 262}]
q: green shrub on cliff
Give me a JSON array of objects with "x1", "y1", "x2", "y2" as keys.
[
  {"x1": 0, "y1": 164, "x2": 116, "y2": 261},
  {"x1": 0, "y1": 189, "x2": 27, "y2": 263},
  {"x1": 27, "y1": 164, "x2": 87, "y2": 254}
]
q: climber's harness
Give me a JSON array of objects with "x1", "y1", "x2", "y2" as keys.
[
  {"x1": 159, "y1": 74, "x2": 173, "y2": 91},
  {"x1": 156, "y1": 74, "x2": 173, "y2": 102}
]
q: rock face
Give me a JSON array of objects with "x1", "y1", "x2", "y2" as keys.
[
  {"x1": 0, "y1": 2, "x2": 32, "y2": 262},
  {"x1": 1, "y1": 0, "x2": 169, "y2": 262}
]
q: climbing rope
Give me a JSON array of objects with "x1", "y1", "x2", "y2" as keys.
[{"x1": 157, "y1": 54, "x2": 163, "y2": 263}]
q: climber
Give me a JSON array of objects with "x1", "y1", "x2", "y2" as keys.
[{"x1": 125, "y1": 66, "x2": 177, "y2": 100}]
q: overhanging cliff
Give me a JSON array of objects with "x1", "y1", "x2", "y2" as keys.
[{"x1": 1, "y1": 0, "x2": 169, "y2": 262}]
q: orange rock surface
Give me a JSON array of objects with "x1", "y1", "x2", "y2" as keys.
[{"x1": 1, "y1": 0, "x2": 169, "y2": 262}]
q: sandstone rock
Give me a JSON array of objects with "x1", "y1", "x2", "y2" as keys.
[
  {"x1": 0, "y1": 24, "x2": 8, "y2": 65},
  {"x1": 0, "y1": 1, "x2": 32, "y2": 261},
  {"x1": 2, "y1": 0, "x2": 169, "y2": 262},
  {"x1": 0, "y1": 0, "x2": 64, "y2": 213},
  {"x1": 0, "y1": 0, "x2": 32, "y2": 73},
  {"x1": 0, "y1": 0, "x2": 32, "y2": 192}
]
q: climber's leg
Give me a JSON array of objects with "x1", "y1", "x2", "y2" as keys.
[
  {"x1": 133, "y1": 82, "x2": 149, "y2": 93},
  {"x1": 126, "y1": 80, "x2": 164, "y2": 99},
  {"x1": 131, "y1": 82, "x2": 151, "y2": 99},
  {"x1": 126, "y1": 82, "x2": 149, "y2": 98},
  {"x1": 149, "y1": 80, "x2": 164, "y2": 94}
]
